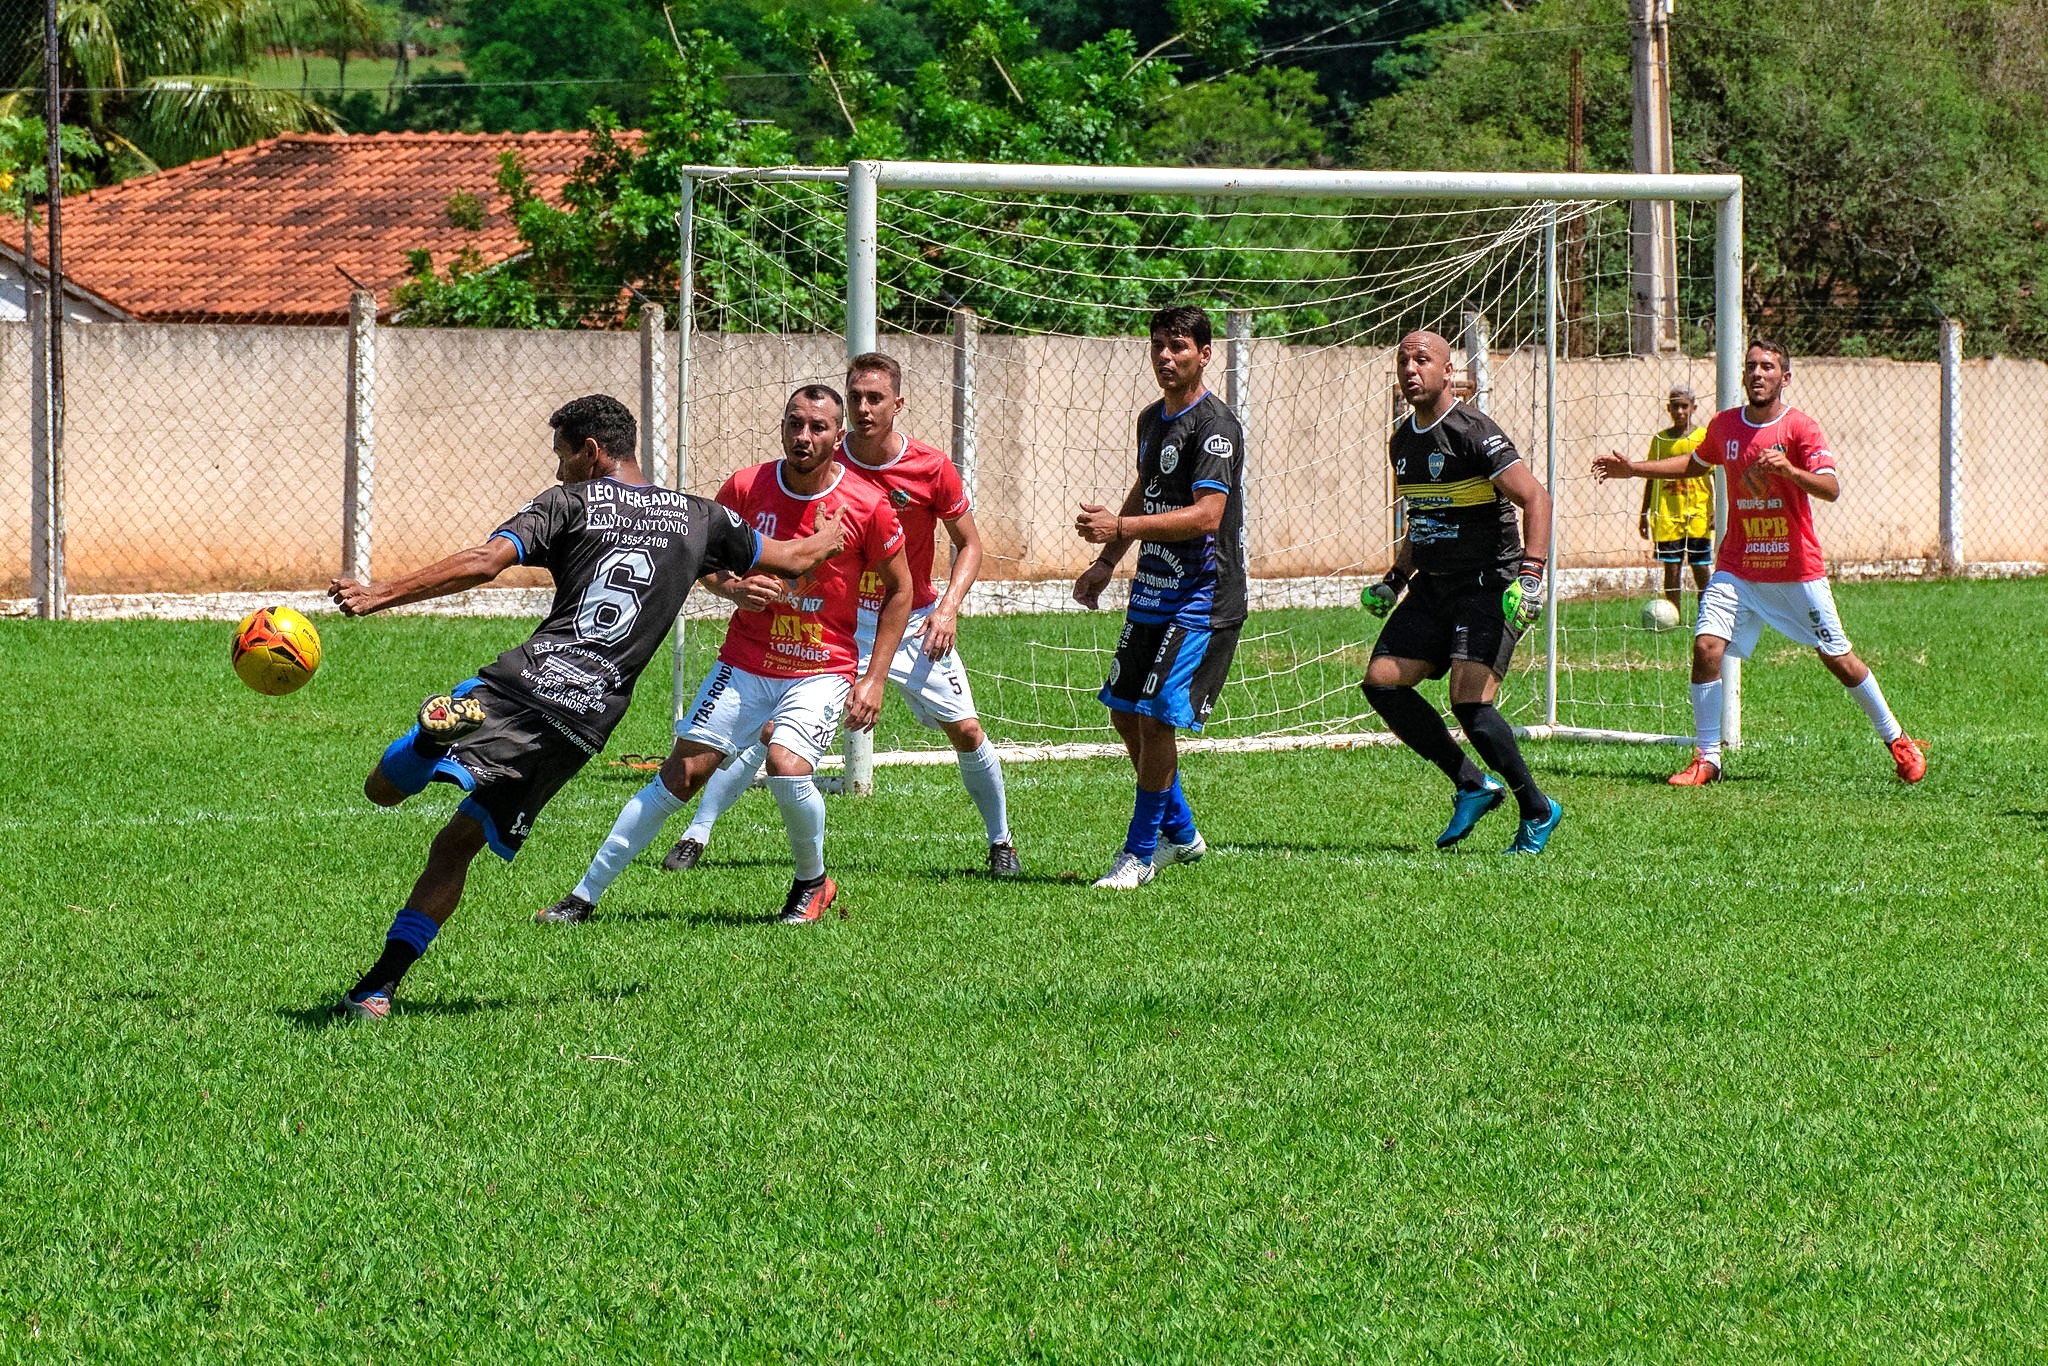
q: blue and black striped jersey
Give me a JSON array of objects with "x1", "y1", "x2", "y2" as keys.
[{"x1": 1128, "y1": 391, "x2": 1248, "y2": 629}]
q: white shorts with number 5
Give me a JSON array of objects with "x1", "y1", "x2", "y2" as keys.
[
  {"x1": 855, "y1": 603, "x2": 979, "y2": 729},
  {"x1": 1695, "y1": 570, "x2": 1853, "y2": 658},
  {"x1": 677, "y1": 662, "x2": 850, "y2": 769}
]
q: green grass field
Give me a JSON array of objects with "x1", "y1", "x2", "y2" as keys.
[{"x1": 3, "y1": 578, "x2": 2046, "y2": 1360}]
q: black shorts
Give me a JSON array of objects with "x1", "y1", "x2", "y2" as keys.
[
  {"x1": 430, "y1": 681, "x2": 596, "y2": 861},
  {"x1": 1099, "y1": 619, "x2": 1242, "y2": 732},
  {"x1": 1370, "y1": 570, "x2": 1525, "y2": 680},
  {"x1": 1655, "y1": 536, "x2": 1712, "y2": 566}
]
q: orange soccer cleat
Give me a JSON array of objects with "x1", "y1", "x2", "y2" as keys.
[
  {"x1": 1890, "y1": 735, "x2": 1928, "y2": 784},
  {"x1": 1667, "y1": 751, "x2": 1722, "y2": 786},
  {"x1": 777, "y1": 876, "x2": 838, "y2": 925}
]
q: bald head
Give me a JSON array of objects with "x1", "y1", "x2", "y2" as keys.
[{"x1": 1395, "y1": 330, "x2": 1457, "y2": 417}]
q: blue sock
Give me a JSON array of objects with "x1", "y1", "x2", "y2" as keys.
[
  {"x1": 388, "y1": 908, "x2": 440, "y2": 956},
  {"x1": 1124, "y1": 785, "x2": 1173, "y2": 862},
  {"x1": 378, "y1": 727, "x2": 441, "y2": 795},
  {"x1": 1159, "y1": 775, "x2": 1198, "y2": 845}
]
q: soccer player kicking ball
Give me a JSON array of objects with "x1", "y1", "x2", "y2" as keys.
[
  {"x1": 1360, "y1": 330, "x2": 1564, "y2": 854},
  {"x1": 538, "y1": 384, "x2": 912, "y2": 927},
  {"x1": 660, "y1": 351, "x2": 1020, "y2": 878},
  {"x1": 1072, "y1": 305, "x2": 1248, "y2": 890},
  {"x1": 1627, "y1": 385, "x2": 1712, "y2": 613},
  {"x1": 1593, "y1": 339, "x2": 1927, "y2": 786},
  {"x1": 325, "y1": 395, "x2": 848, "y2": 1021}
]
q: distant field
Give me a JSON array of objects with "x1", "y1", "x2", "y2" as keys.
[
  {"x1": 245, "y1": 54, "x2": 464, "y2": 99},
  {"x1": 2, "y1": 578, "x2": 2045, "y2": 1359}
]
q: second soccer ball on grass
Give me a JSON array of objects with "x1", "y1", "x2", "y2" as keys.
[{"x1": 1641, "y1": 598, "x2": 1682, "y2": 632}]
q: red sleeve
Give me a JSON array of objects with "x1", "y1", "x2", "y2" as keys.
[
  {"x1": 865, "y1": 498, "x2": 907, "y2": 565},
  {"x1": 714, "y1": 473, "x2": 744, "y2": 515},
  {"x1": 1794, "y1": 412, "x2": 1836, "y2": 472},
  {"x1": 932, "y1": 455, "x2": 972, "y2": 521},
  {"x1": 1693, "y1": 415, "x2": 1728, "y2": 466}
]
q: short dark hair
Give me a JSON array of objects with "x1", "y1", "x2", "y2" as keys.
[
  {"x1": 847, "y1": 351, "x2": 903, "y2": 394},
  {"x1": 1150, "y1": 305, "x2": 1213, "y2": 348},
  {"x1": 786, "y1": 383, "x2": 845, "y2": 419},
  {"x1": 1747, "y1": 336, "x2": 1793, "y2": 375},
  {"x1": 549, "y1": 394, "x2": 637, "y2": 459}
]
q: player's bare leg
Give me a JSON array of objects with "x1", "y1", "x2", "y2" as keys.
[
  {"x1": 937, "y1": 714, "x2": 1020, "y2": 876},
  {"x1": 339, "y1": 814, "x2": 487, "y2": 1020},
  {"x1": 539, "y1": 739, "x2": 729, "y2": 924},
  {"x1": 666, "y1": 724, "x2": 776, "y2": 870},
  {"x1": 1662, "y1": 561, "x2": 1683, "y2": 612}
]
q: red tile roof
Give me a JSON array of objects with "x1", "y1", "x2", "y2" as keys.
[{"x1": 52, "y1": 130, "x2": 633, "y2": 325}]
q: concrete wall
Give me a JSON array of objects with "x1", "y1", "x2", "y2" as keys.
[{"x1": 5, "y1": 321, "x2": 2041, "y2": 596}]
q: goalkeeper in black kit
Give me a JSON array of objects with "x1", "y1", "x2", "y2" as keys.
[{"x1": 1360, "y1": 330, "x2": 1563, "y2": 854}]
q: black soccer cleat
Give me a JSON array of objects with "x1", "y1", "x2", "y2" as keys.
[
  {"x1": 988, "y1": 840, "x2": 1022, "y2": 878},
  {"x1": 418, "y1": 692, "x2": 486, "y2": 746},
  {"x1": 534, "y1": 893, "x2": 594, "y2": 925},
  {"x1": 661, "y1": 837, "x2": 705, "y2": 872},
  {"x1": 777, "y1": 876, "x2": 837, "y2": 925}
]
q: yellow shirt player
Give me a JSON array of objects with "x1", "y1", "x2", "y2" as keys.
[{"x1": 1632, "y1": 386, "x2": 1712, "y2": 608}]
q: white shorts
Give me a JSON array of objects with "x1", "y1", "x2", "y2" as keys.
[
  {"x1": 855, "y1": 604, "x2": 979, "y2": 729},
  {"x1": 1696, "y1": 570, "x2": 1853, "y2": 658},
  {"x1": 677, "y1": 662, "x2": 850, "y2": 770}
]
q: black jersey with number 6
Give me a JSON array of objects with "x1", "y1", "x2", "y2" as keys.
[
  {"x1": 477, "y1": 478, "x2": 760, "y2": 749},
  {"x1": 1387, "y1": 402, "x2": 1525, "y2": 578}
]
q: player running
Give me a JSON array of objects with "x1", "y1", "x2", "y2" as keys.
[
  {"x1": 1624, "y1": 385, "x2": 1711, "y2": 612},
  {"x1": 1072, "y1": 305, "x2": 1247, "y2": 890},
  {"x1": 1359, "y1": 330, "x2": 1564, "y2": 854},
  {"x1": 661, "y1": 351, "x2": 1020, "y2": 877},
  {"x1": 1593, "y1": 339, "x2": 1927, "y2": 786},
  {"x1": 324, "y1": 394, "x2": 847, "y2": 1021},
  {"x1": 538, "y1": 384, "x2": 912, "y2": 926}
]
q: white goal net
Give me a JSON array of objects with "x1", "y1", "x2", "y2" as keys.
[{"x1": 673, "y1": 163, "x2": 1740, "y2": 775}]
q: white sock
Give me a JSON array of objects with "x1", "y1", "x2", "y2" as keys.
[
  {"x1": 1689, "y1": 679, "x2": 1724, "y2": 767},
  {"x1": 682, "y1": 742, "x2": 766, "y2": 844},
  {"x1": 767, "y1": 774, "x2": 827, "y2": 882},
  {"x1": 955, "y1": 739, "x2": 1011, "y2": 844},
  {"x1": 572, "y1": 776, "x2": 687, "y2": 904},
  {"x1": 1849, "y1": 672, "x2": 1904, "y2": 743}
]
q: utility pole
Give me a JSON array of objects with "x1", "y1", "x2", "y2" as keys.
[{"x1": 1630, "y1": 0, "x2": 1680, "y2": 355}]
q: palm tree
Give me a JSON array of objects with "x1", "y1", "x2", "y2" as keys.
[{"x1": 1, "y1": 0, "x2": 380, "y2": 178}]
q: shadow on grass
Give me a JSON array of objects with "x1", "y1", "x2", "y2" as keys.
[
  {"x1": 599, "y1": 904, "x2": 782, "y2": 929},
  {"x1": 1219, "y1": 838, "x2": 1428, "y2": 857},
  {"x1": 1999, "y1": 808, "x2": 2048, "y2": 828},
  {"x1": 275, "y1": 996, "x2": 515, "y2": 1029}
]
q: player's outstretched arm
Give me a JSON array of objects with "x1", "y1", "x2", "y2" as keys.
[
  {"x1": 753, "y1": 505, "x2": 849, "y2": 579},
  {"x1": 1592, "y1": 448, "x2": 1708, "y2": 483},
  {"x1": 328, "y1": 538, "x2": 520, "y2": 617},
  {"x1": 923, "y1": 509, "x2": 984, "y2": 659},
  {"x1": 849, "y1": 548, "x2": 914, "y2": 731}
]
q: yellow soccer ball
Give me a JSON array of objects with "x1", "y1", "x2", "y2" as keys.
[{"x1": 231, "y1": 606, "x2": 323, "y2": 696}]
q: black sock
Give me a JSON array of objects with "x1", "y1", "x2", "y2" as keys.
[
  {"x1": 350, "y1": 939, "x2": 420, "y2": 998},
  {"x1": 411, "y1": 730, "x2": 450, "y2": 759},
  {"x1": 1364, "y1": 684, "x2": 1486, "y2": 791},
  {"x1": 1452, "y1": 701, "x2": 1548, "y2": 820}
]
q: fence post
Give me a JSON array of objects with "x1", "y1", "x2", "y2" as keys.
[
  {"x1": 28, "y1": 284, "x2": 62, "y2": 618},
  {"x1": 341, "y1": 289, "x2": 376, "y2": 582},
  {"x1": 950, "y1": 306, "x2": 978, "y2": 568},
  {"x1": 673, "y1": 179, "x2": 696, "y2": 729},
  {"x1": 1461, "y1": 310, "x2": 1491, "y2": 414},
  {"x1": 1939, "y1": 317, "x2": 1963, "y2": 573},
  {"x1": 640, "y1": 303, "x2": 666, "y2": 485}
]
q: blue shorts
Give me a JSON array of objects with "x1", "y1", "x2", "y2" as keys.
[{"x1": 1099, "y1": 619, "x2": 1242, "y2": 732}]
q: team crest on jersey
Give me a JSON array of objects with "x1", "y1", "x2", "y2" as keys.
[
  {"x1": 1428, "y1": 448, "x2": 1445, "y2": 479},
  {"x1": 888, "y1": 487, "x2": 911, "y2": 509},
  {"x1": 1160, "y1": 444, "x2": 1179, "y2": 473},
  {"x1": 1203, "y1": 433, "x2": 1233, "y2": 458}
]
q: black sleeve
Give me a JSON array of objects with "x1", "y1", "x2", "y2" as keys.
[
  {"x1": 1189, "y1": 407, "x2": 1243, "y2": 494},
  {"x1": 1466, "y1": 411, "x2": 1522, "y2": 479},
  {"x1": 491, "y1": 484, "x2": 580, "y2": 569},
  {"x1": 698, "y1": 497, "x2": 761, "y2": 576}
]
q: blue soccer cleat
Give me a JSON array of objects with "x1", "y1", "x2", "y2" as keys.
[
  {"x1": 1437, "y1": 778, "x2": 1506, "y2": 848},
  {"x1": 1506, "y1": 798, "x2": 1564, "y2": 855}
]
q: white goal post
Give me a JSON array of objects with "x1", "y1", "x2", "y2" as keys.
[{"x1": 674, "y1": 160, "x2": 1747, "y2": 795}]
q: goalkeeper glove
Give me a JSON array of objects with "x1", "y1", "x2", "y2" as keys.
[
  {"x1": 1503, "y1": 559, "x2": 1546, "y2": 631},
  {"x1": 1361, "y1": 567, "x2": 1409, "y2": 618}
]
